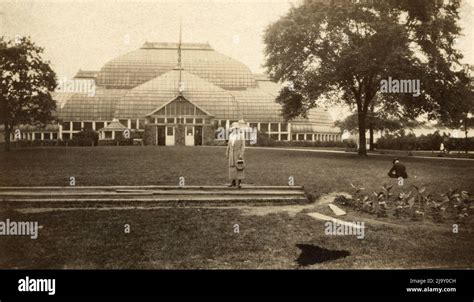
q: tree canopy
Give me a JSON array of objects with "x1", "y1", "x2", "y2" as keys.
[
  {"x1": 0, "y1": 36, "x2": 57, "y2": 151},
  {"x1": 264, "y1": 0, "x2": 472, "y2": 155}
]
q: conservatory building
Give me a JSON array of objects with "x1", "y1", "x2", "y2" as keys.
[{"x1": 14, "y1": 42, "x2": 341, "y2": 146}]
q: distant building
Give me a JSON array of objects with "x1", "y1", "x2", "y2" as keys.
[{"x1": 5, "y1": 42, "x2": 341, "y2": 146}]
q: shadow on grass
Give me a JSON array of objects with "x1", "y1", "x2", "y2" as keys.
[{"x1": 295, "y1": 244, "x2": 350, "y2": 267}]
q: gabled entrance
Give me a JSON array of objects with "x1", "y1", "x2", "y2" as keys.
[{"x1": 145, "y1": 95, "x2": 213, "y2": 146}]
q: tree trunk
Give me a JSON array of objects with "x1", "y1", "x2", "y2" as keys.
[
  {"x1": 369, "y1": 123, "x2": 374, "y2": 151},
  {"x1": 465, "y1": 118, "x2": 469, "y2": 155},
  {"x1": 357, "y1": 110, "x2": 367, "y2": 156},
  {"x1": 368, "y1": 104, "x2": 375, "y2": 151},
  {"x1": 4, "y1": 122, "x2": 11, "y2": 151}
]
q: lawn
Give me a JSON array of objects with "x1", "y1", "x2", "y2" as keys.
[
  {"x1": 0, "y1": 146, "x2": 473, "y2": 269},
  {"x1": 0, "y1": 146, "x2": 473, "y2": 196}
]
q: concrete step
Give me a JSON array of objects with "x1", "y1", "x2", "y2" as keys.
[
  {"x1": 0, "y1": 186, "x2": 308, "y2": 207},
  {"x1": 0, "y1": 185, "x2": 304, "y2": 190},
  {"x1": 0, "y1": 191, "x2": 307, "y2": 198}
]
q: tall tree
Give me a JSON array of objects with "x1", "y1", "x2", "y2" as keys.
[
  {"x1": 336, "y1": 103, "x2": 421, "y2": 150},
  {"x1": 264, "y1": 0, "x2": 471, "y2": 155},
  {"x1": 0, "y1": 36, "x2": 57, "y2": 151}
]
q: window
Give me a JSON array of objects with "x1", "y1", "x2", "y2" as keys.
[
  {"x1": 44, "y1": 133, "x2": 51, "y2": 140},
  {"x1": 186, "y1": 118, "x2": 194, "y2": 124},
  {"x1": 72, "y1": 122, "x2": 81, "y2": 131},
  {"x1": 260, "y1": 123, "x2": 269, "y2": 132},
  {"x1": 280, "y1": 123, "x2": 288, "y2": 132},
  {"x1": 138, "y1": 120, "x2": 145, "y2": 129},
  {"x1": 83, "y1": 122, "x2": 92, "y2": 130},
  {"x1": 249, "y1": 123, "x2": 258, "y2": 129},
  {"x1": 119, "y1": 120, "x2": 128, "y2": 127},
  {"x1": 52, "y1": 133, "x2": 58, "y2": 140},
  {"x1": 292, "y1": 134, "x2": 297, "y2": 141},
  {"x1": 130, "y1": 120, "x2": 137, "y2": 129},
  {"x1": 104, "y1": 131, "x2": 112, "y2": 139},
  {"x1": 166, "y1": 118, "x2": 175, "y2": 124},
  {"x1": 298, "y1": 134, "x2": 304, "y2": 141},
  {"x1": 63, "y1": 133, "x2": 71, "y2": 140},
  {"x1": 167, "y1": 127, "x2": 174, "y2": 136},
  {"x1": 95, "y1": 122, "x2": 104, "y2": 130},
  {"x1": 270, "y1": 123, "x2": 279, "y2": 132},
  {"x1": 195, "y1": 118, "x2": 203, "y2": 124},
  {"x1": 270, "y1": 134, "x2": 279, "y2": 140},
  {"x1": 166, "y1": 99, "x2": 194, "y2": 116},
  {"x1": 34, "y1": 133, "x2": 42, "y2": 140},
  {"x1": 157, "y1": 118, "x2": 165, "y2": 124},
  {"x1": 62, "y1": 122, "x2": 70, "y2": 131},
  {"x1": 280, "y1": 134, "x2": 288, "y2": 141}
]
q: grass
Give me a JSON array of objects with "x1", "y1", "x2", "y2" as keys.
[
  {"x1": 1, "y1": 207, "x2": 472, "y2": 269},
  {"x1": 0, "y1": 146, "x2": 473, "y2": 269},
  {"x1": 0, "y1": 146, "x2": 473, "y2": 196}
]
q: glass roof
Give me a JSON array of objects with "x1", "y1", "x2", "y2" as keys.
[
  {"x1": 114, "y1": 69, "x2": 239, "y2": 119},
  {"x1": 96, "y1": 42, "x2": 257, "y2": 90}
]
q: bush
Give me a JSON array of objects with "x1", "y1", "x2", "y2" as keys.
[
  {"x1": 376, "y1": 130, "x2": 474, "y2": 151},
  {"x1": 255, "y1": 131, "x2": 277, "y2": 147},
  {"x1": 72, "y1": 129, "x2": 99, "y2": 146},
  {"x1": 335, "y1": 183, "x2": 473, "y2": 223},
  {"x1": 11, "y1": 139, "x2": 59, "y2": 148}
]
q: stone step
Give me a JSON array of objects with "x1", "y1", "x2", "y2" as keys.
[
  {"x1": 0, "y1": 186, "x2": 308, "y2": 207},
  {"x1": 0, "y1": 185, "x2": 304, "y2": 191},
  {"x1": 0, "y1": 190, "x2": 307, "y2": 198}
]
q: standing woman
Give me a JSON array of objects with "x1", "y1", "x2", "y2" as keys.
[{"x1": 226, "y1": 122, "x2": 245, "y2": 188}]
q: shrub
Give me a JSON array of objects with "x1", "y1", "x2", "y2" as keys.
[
  {"x1": 72, "y1": 129, "x2": 99, "y2": 146},
  {"x1": 376, "y1": 130, "x2": 474, "y2": 151},
  {"x1": 334, "y1": 183, "x2": 473, "y2": 223}
]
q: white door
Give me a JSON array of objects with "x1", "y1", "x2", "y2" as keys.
[
  {"x1": 185, "y1": 126, "x2": 194, "y2": 146},
  {"x1": 165, "y1": 126, "x2": 175, "y2": 146}
]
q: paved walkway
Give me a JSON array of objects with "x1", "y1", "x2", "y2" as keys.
[{"x1": 245, "y1": 146, "x2": 474, "y2": 161}]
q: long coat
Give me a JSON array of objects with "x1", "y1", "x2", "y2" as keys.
[{"x1": 226, "y1": 138, "x2": 245, "y2": 180}]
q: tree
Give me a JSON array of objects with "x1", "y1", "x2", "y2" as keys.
[
  {"x1": 336, "y1": 108, "x2": 421, "y2": 150},
  {"x1": 0, "y1": 36, "x2": 57, "y2": 151},
  {"x1": 264, "y1": 0, "x2": 471, "y2": 155}
]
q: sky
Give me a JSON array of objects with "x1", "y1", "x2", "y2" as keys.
[
  {"x1": 1, "y1": 0, "x2": 472, "y2": 80},
  {"x1": 0, "y1": 0, "x2": 473, "y2": 122},
  {"x1": 0, "y1": 0, "x2": 297, "y2": 80}
]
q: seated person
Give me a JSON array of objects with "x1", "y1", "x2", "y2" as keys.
[{"x1": 388, "y1": 158, "x2": 408, "y2": 179}]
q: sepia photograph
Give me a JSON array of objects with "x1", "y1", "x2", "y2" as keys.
[{"x1": 0, "y1": 0, "x2": 473, "y2": 297}]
